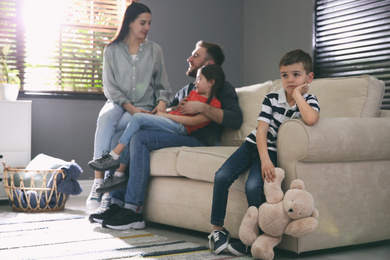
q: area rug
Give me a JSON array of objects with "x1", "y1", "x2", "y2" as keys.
[{"x1": 0, "y1": 213, "x2": 251, "y2": 259}]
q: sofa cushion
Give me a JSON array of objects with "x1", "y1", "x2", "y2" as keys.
[
  {"x1": 150, "y1": 147, "x2": 181, "y2": 177},
  {"x1": 271, "y1": 75, "x2": 384, "y2": 118},
  {"x1": 175, "y1": 146, "x2": 248, "y2": 192},
  {"x1": 220, "y1": 81, "x2": 274, "y2": 146}
]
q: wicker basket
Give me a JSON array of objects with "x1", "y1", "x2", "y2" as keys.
[{"x1": 3, "y1": 165, "x2": 69, "y2": 212}]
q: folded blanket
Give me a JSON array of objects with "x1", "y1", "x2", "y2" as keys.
[{"x1": 47, "y1": 162, "x2": 83, "y2": 195}]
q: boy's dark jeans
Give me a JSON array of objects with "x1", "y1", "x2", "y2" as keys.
[{"x1": 211, "y1": 141, "x2": 277, "y2": 227}]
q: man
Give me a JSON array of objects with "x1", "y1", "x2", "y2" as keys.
[{"x1": 89, "y1": 41, "x2": 243, "y2": 230}]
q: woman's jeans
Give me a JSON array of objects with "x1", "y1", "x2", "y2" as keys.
[
  {"x1": 117, "y1": 113, "x2": 188, "y2": 164},
  {"x1": 93, "y1": 101, "x2": 150, "y2": 160},
  {"x1": 210, "y1": 141, "x2": 277, "y2": 227}
]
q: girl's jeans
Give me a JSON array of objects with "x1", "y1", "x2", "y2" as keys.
[
  {"x1": 117, "y1": 113, "x2": 188, "y2": 164},
  {"x1": 210, "y1": 140, "x2": 277, "y2": 227}
]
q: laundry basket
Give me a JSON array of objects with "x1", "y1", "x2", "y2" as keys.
[{"x1": 3, "y1": 164, "x2": 69, "y2": 212}]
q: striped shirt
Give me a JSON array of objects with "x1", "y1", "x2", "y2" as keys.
[{"x1": 246, "y1": 88, "x2": 320, "y2": 151}]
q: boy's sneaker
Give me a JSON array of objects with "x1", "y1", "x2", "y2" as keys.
[
  {"x1": 89, "y1": 203, "x2": 122, "y2": 224},
  {"x1": 208, "y1": 228, "x2": 231, "y2": 254},
  {"x1": 86, "y1": 181, "x2": 103, "y2": 209},
  {"x1": 96, "y1": 175, "x2": 128, "y2": 193},
  {"x1": 228, "y1": 241, "x2": 251, "y2": 256},
  {"x1": 88, "y1": 153, "x2": 120, "y2": 171},
  {"x1": 96, "y1": 193, "x2": 111, "y2": 213},
  {"x1": 102, "y1": 208, "x2": 145, "y2": 230}
]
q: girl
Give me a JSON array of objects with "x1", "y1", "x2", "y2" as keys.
[
  {"x1": 88, "y1": 65, "x2": 224, "y2": 189},
  {"x1": 87, "y1": 2, "x2": 171, "y2": 210}
]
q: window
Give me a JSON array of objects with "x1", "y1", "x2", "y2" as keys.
[
  {"x1": 0, "y1": 0, "x2": 131, "y2": 93},
  {"x1": 314, "y1": 0, "x2": 390, "y2": 109}
]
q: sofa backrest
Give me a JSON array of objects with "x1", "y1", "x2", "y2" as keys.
[
  {"x1": 271, "y1": 75, "x2": 384, "y2": 118},
  {"x1": 220, "y1": 75, "x2": 385, "y2": 146},
  {"x1": 220, "y1": 81, "x2": 275, "y2": 146}
]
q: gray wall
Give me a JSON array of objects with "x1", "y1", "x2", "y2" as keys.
[
  {"x1": 142, "y1": 0, "x2": 243, "y2": 92},
  {"x1": 20, "y1": 0, "x2": 314, "y2": 180},
  {"x1": 242, "y1": 0, "x2": 314, "y2": 85}
]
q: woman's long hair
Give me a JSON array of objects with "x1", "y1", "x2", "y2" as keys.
[
  {"x1": 108, "y1": 2, "x2": 151, "y2": 46},
  {"x1": 199, "y1": 65, "x2": 225, "y2": 104}
]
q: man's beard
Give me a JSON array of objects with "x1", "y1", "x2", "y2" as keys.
[{"x1": 186, "y1": 66, "x2": 198, "y2": 78}]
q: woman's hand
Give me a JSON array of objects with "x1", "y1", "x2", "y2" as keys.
[
  {"x1": 155, "y1": 111, "x2": 168, "y2": 117},
  {"x1": 151, "y1": 100, "x2": 167, "y2": 114},
  {"x1": 123, "y1": 103, "x2": 150, "y2": 115}
]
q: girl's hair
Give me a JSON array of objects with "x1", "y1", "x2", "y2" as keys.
[
  {"x1": 199, "y1": 65, "x2": 225, "y2": 104},
  {"x1": 108, "y1": 2, "x2": 151, "y2": 46}
]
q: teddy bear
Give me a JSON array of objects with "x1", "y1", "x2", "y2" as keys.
[{"x1": 238, "y1": 167, "x2": 319, "y2": 260}]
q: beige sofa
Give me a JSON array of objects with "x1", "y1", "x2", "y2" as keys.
[{"x1": 144, "y1": 75, "x2": 390, "y2": 254}]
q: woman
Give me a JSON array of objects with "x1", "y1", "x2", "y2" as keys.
[{"x1": 87, "y1": 2, "x2": 171, "y2": 210}]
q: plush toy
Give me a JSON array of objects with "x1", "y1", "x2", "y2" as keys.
[{"x1": 238, "y1": 168, "x2": 319, "y2": 260}]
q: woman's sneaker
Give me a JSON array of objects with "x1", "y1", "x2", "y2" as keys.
[
  {"x1": 88, "y1": 153, "x2": 120, "y2": 171},
  {"x1": 228, "y1": 241, "x2": 251, "y2": 256},
  {"x1": 86, "y1": 181, "x2": 103, "y2": 209},
  {"x1": 89, "y1": 203, "x2": 122, "y2": 224},
  {"x1": 208, "y1": 228, "x2": 230, "y2": 254},
  {"x1": 96, "y1": 193, "x2": 111, "y2": 213}
]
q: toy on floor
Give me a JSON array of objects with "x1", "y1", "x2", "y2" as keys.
[{"x1": 238, "y1": 168, "x2": 319, "y2": 260}]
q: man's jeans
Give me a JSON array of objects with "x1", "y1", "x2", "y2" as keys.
[
  {"x1": 110, "y1": 130, "x2": 201, "y2": 208},
  {"x1": 210, "y1": 141, "x2": 277, "y2": 227}
]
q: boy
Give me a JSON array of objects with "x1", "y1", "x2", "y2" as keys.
[{"x1": 208, "y1": 49, "x2": 320, "y2": 255}]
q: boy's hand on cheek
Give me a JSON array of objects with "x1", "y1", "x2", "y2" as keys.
[{"x1": 293, "y1": 83, "x2": 309, "y2": 99}]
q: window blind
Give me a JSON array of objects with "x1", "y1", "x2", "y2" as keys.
[
  {"x1": 0, "y1": 0, "x2": 130, "y2": 92},
  {"x1": 314, "y1": 0, "x2": 390, "y2": 109}
]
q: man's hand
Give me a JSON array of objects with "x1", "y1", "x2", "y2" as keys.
[
  {"x1": 177, "y1": 96, "x2": 189, "y2": 110},
  {"x1": 177, "y1": 95, "x2": 224, "y2": 124},
  {"x1": 180, "y1": 100, "x2": 205, "y2": 115}
]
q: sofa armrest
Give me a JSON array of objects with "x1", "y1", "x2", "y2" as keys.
[
  {"x1": 277, "y1": 118, "x2": 390, "y2": 175},
  {"x1": 276, "y1": 117, "x2": 390, "y2": 252}
]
